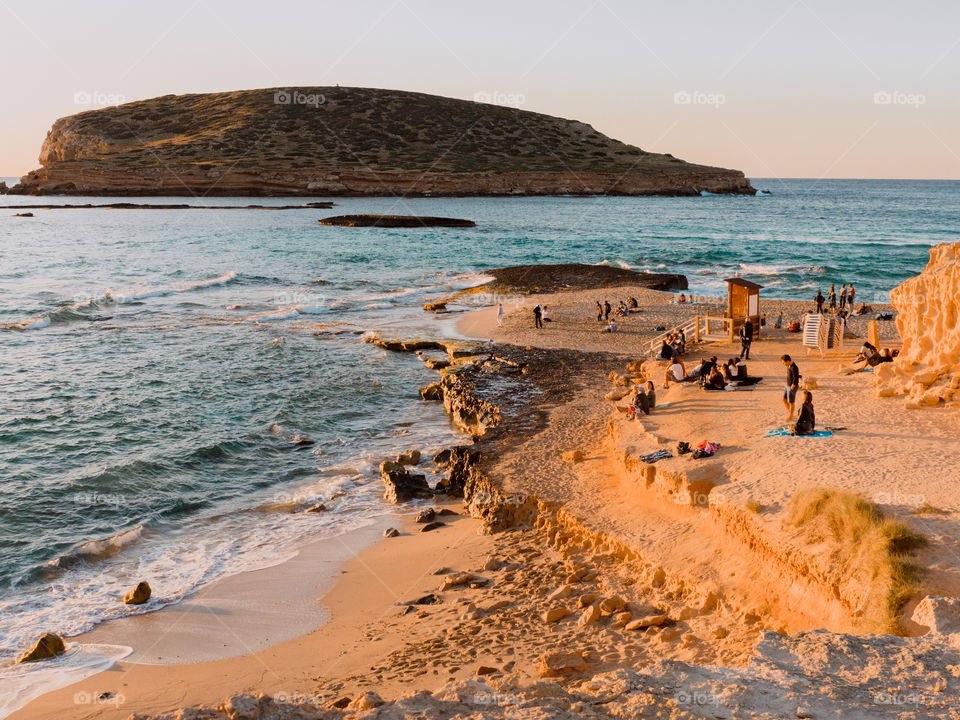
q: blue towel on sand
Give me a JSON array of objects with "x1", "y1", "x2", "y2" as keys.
[{"x1": 764, "y1": 428, "x2": 833, "y2": 438}]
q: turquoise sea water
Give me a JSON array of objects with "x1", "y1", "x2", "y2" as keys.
[{"x1": 0, "y1": 178, "x2": 956, "y2": 666}]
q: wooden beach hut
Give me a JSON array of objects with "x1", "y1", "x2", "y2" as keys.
[{"x1": 724, "y1": 278, "x2": 763, "y2": 342}]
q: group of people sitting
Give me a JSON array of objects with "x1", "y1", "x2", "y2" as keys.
[
  {"x1": 663, "y1": 355, "x2": 762, "y2": 391},
  {"x1": 658, "y1": 330, "x2": 687, "y2": 360},
  {"x1": 615, "y1": 298, "x2": 640, "y2": 317}
]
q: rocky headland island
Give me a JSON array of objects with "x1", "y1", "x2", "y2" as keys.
[{"x1": 8, "y1": 87, "x2": 755, "y2": 197}]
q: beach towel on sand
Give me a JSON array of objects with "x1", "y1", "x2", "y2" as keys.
[
  {"x1": 637, "y1": 450, "x2": 672, "y2": 463},
  {"x1": 763, "y1": 428, "x2": 833, "y2": 438}
]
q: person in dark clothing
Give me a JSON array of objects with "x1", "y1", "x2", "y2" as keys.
[
  {"x1": 781, "y1": 354, "x2": 801, "y2": 420},
  {"x1": 815, "y1": 291, "x2": 825, "y2": 313},
  {"x1": 739, "y1": 319, "x2": 754, "y2": 359},
  {"x1": 660, "y1": 337, "x2": 674, "y2": 361},
  {"x1": 604, "y1": 300, "x2": 612, "y2": 321},
  {"x1": 703, "y1": 366, "x2": 727, "y2": 390},
  {"x1": 533, "y1": 304, "x2": 543, "y2": 329},
  {"x1": 828, "y1": 284, "x2": 837, "y2": 311},
  {"x1": 792, "y1": 391, "x2": 815, "y2": 435}
]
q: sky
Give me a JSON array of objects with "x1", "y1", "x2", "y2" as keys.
[{"x1": 1, "y1": 0, "x2": 958, "y2": 179}]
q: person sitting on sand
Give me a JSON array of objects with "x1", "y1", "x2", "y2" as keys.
[
  {"x1": 663, "y1": 358, "x2": 686, "y2": 387},
  {"x1": 782, "y1": 354, "x2": 801, "y2": 420},
  {"x1": 703, "y1": 366, "x2": 727, "y2": 391},
  {"x1": 660, "y1": 336, "x2": 675, "y2": 361},
  {"x1": 852, "y1": 341, "x2": 881, "y2": 369},
  {"x1": 677, "y1": 293, "x2": 687, "y2": 304},
  {"x1": 774, "y1": 310, "x2": 783, "y2": 329},
  {"x1": 626, "y1": 381, "x2": 657, "y2": 419},
  {"x1": 792, "y1": 391, "x2": 816, "y2": 435},
  {"x1": 687, "y1": 358, "x2": 705, "y2": 380},
  {"x1": 724, "y1": 358, "x2": 737, "y2": 382},
  {"x1": 730, "y1": 357, "x2": 762, "y2": 386},
  {"x1": 601, "y1": 319, "x2": 617, "y2": 333},
  {"x1": 628, "y1": 297, "x2": 639, "y2": 309},
  {"x1": 879, "y1": 348, "x2": 894, "y2": 363},
  {"x1": 541, "y1": 305, "x2": 552, "y2": 323},
  {"x1": 615, "y1": 301, "x2": 628, "y2": 317},
  {"x1": 699, "y1": 356, "x2": 719, "y2": 381}
]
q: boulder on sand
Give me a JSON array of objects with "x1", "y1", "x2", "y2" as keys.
[
  {"x1": 538, "y1": 650, "x2": 587, "y2": 677},
  {"x1": 124, "y1": 581, "x2": 152, "y2": 605},
  {"x1": 17, "y1": 633, "x2": 65, "y2": 663}
]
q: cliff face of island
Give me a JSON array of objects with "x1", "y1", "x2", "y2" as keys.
[{"x1": 11, "y1": 87, "x2": 755, "y2": 197}]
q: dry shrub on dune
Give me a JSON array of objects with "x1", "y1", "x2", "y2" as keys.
[{"x1": 787, "y1": 487, "x2": 926, "y2": 633}]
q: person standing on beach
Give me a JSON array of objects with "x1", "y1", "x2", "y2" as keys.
[
  {"x1": 739, "y1": 318, "x2": 754, "y2": 360},
  {"x1": 604, "y1": 300, "x2": 612, "y2": 321},
  {"x1": 828, "y1": 284, "x2": 837, "y2": 311},
  {"x1": 497, "y1": 303, "x2": 504, "y2": 327},
  {"x1": 596, "y1": 300, "x2": 603, "y2": 322},
  {"x1": 815, "y1": 290, "x2": 824, "y2": 314},
  {"x1": 839, "y1": 284, "x2": 848, "y2": 310},
  {"x1": 781, "y1": 354, "x2": 801, "y2": 421},
  {"x1": 848, "y1": 284, "x2": 856, "y2": 308},
  {"x1": 533, "y1": 304, "x2": 543, "y2": 329},
  {"x1": 774, "y1": 311, "x2": 783, "y2": 329}
]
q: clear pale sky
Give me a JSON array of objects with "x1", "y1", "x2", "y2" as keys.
[{"x1": 1, "y1": 0, "x2": 958, "y2": 179}]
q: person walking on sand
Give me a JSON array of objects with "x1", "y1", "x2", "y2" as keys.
[
  {"x1": 604, "y1": 300, "x2": 612, "y2": 321},
  {"x1": 828, "y1": 284, "x2": 837, "y2": 312},
  {"x1": 781, "y1": 354, "x2": 801, "y2": 421},
  {"x1": 739, "y1": 318, "x2": 754, "y2": 360},
  {"x1": 497, "y1": 303, "x2": 504, "y2": 327},
  {"x1": 596, "y1": 300, "x2": 603, "y2": 323},
  {"x1": 533, "y1": 304, "x2": 543, "y2": 329}
]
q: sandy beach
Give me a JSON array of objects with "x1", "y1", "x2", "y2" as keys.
[{"x1": 11, "y1": 264, "x2": 960, "y2": 720}]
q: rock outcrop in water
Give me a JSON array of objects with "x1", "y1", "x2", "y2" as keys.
[
  {"x1": 875, "y1": 242, "x2": 960, "y2": 408},
  {"x1": 17, "y1": 633, "x2": 65, "y2": 663},
  {"x1": 319, "y1": 215, "x2": 475, "y2": 228},
  {"x1": 482, "y1": 263, "x2": 688, "y2": 293},
  {"x1": 10, "y1": 87, "x2": 754, "y2": 197}
]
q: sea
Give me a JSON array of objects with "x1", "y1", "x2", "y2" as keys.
[{"x1": 0, "y1": 178, "x2": 956, "y2": 700}]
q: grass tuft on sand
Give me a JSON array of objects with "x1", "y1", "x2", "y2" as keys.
[{"x1": 787, "y1": 487, "x2": 926, "y2": 633}]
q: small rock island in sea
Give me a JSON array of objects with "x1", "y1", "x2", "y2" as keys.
[
  {"x1": 9, "y1": 87, "x2": 755, "y2": 197},
  {"x1": 318, "y1": 215, "x2": 476, "y2": 228}
]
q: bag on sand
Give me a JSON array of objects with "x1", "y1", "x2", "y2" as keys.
[{"x1": 677, "y1": 441, "x2": 691, "y2": 455}]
